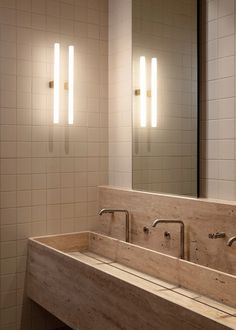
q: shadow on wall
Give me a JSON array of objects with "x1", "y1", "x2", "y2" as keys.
[
  {"x1": 200, "y1": 0, "x2": 207, "y2": 196},
  {"x1": 20, "y1": 301, "x2": 72, "y2": 330}
]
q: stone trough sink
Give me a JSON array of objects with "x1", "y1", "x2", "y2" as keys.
[{"x1": 27, "y1": 231, "x2": 236, "y2": 330}]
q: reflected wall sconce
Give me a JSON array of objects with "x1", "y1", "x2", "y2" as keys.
[
  {"x1": 68, "y1": 45, "x2": 74, "y2": 125},
  {"x1": 151, "y1": 57, "x2": 157, "y2": 128},
  {"x1": 140, "y1": 56, "x2": 147, "y2": 128},
  {"x1": 52, "y1": 42, "x2": 60, "y2": 124},
  {"x1": 135, "y1": 56, "x2": 158, "y2": 128},
  {"x1": 49, "y1": 43, "x2": 74, "y2": 125}
]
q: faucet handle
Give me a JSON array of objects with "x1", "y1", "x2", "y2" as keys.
[{"x1": 143, "y1": 226, "x2": 150, "y2": 234}]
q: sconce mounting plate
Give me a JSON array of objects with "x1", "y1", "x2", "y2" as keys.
[{"x1": 49, "y1": 81, "x2": 54, "y2": 88}]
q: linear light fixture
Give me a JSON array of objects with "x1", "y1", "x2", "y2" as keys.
[
  {"x1": 53, "y1": 43, "x2": 60, "y2": 124},
  {"x1": 151, "y1": 57, "x2": 157, "y2": 127},
  {"x1": 68, "y1": 45, "x2": 74, "y2": 125},
  {"x1": 140, "y1": 56, "x2": 147, "y2": 128}
]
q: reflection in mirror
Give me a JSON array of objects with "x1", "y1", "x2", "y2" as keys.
[{"x1": 132, "y1": 0, "x2": 199, "y2": 197}]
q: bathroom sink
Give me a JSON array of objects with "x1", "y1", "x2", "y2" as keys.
[{"x1": 27, "y1": 231, "x2": 236, "y2": 330}]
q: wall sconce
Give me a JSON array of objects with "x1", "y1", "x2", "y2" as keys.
[
  {"x1": 135, "y1": 56, "x2": 158, "y2": 128},
  {"x1": 53, "y1": 42, "x2": 60, "y2": 124},
  {"x1": 49, "y1": 43, "x2": 74, "y2": 125},
  {"x1": 68, "y1": 45, "x2": 74, "y2": 125}
]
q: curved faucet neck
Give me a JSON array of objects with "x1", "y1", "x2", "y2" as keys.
[
  {"x1": 99, "y1": 208, "x2": 128, "y2": 215},
  {"x1": 152, "y1": 219, "x2": 184, "y2": 227},
  {"x1": 227, "y1": 236, "x2": 236, "y2": 247}
]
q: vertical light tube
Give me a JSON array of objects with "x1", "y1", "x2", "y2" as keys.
[
  {"x1": 53, "y1": 43, "x2": 60, "y2": 124},
  {"x1": 151, "y1": 57, "x2": 157, "y2": 127},
  {"x1": 68, "y1": 45, "x2": 74, "y2": 125},
  {"x1": 140, "y1": 56, "x2": 146, "y2": 127}
]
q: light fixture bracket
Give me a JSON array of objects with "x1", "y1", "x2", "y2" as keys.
[
  {"x1": 49, "y1": 81, "x2": 54, "y2": 88},
  {"x1": 49, "y1": 81, "x2": 69, "y2": 90},
  {"x1": 135, "y1": 89, "x2": 151, "y2": 97}
]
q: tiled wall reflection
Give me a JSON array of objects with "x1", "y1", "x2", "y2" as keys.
[
  {"x1": 0, "y1": 0, "x2": 108, "y2": 328},
  {"x1": 201, "y1": 0, "x2": 236, "y2": 200},
  {"x1": 108, "y1": 0, "x2": 132, "y2": 188}
]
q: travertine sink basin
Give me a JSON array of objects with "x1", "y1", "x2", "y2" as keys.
[{"x1": 27, "y1": 231, "x2": 236, "y2": 330}]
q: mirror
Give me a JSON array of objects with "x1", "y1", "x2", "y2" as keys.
[{"x1": 132, "y1": 0, "x2": 199, "y2": 197}]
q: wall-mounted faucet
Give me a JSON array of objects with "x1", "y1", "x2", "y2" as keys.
[
  {"x1": 152, "y1": 219, "x2": 185, "y2": 259},
  {"x1": 227, "y1": 236, "x2": 236, "y2": 247},
  {"x1": 99, "y1": 208, "x2": 130, "y2": 242}
]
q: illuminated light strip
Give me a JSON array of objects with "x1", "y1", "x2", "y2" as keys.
[
  {"x1": 151, "y1": 57, "x2": 157, "y2": 127},
  {"x1": 68, "y1": 45, "x2": 74, "y2": 125},
  {"x1": 140, "y1": 56, "x2": 147, "y2": 127},
  {"x1": 53, "y1": 43, "x2": 60, "y2": 124}
]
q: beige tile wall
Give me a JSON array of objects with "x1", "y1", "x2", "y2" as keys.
[
  {"x1": 0, "y1": 0, "x2": 108, "y2": 329},
  {"x1": 108, "y1": 0, "x2": 132, "y2": 188},
  {"x1": 1, "y1": 0, "x2": 236, "y2": 328},
  {"x1": 201, "y1": 0, "x2": 236, "y2": 200}
]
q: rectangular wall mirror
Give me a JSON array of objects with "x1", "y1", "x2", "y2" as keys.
[{"x1": 132, "y1": 0, "x2": 199, "y2": 197}]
